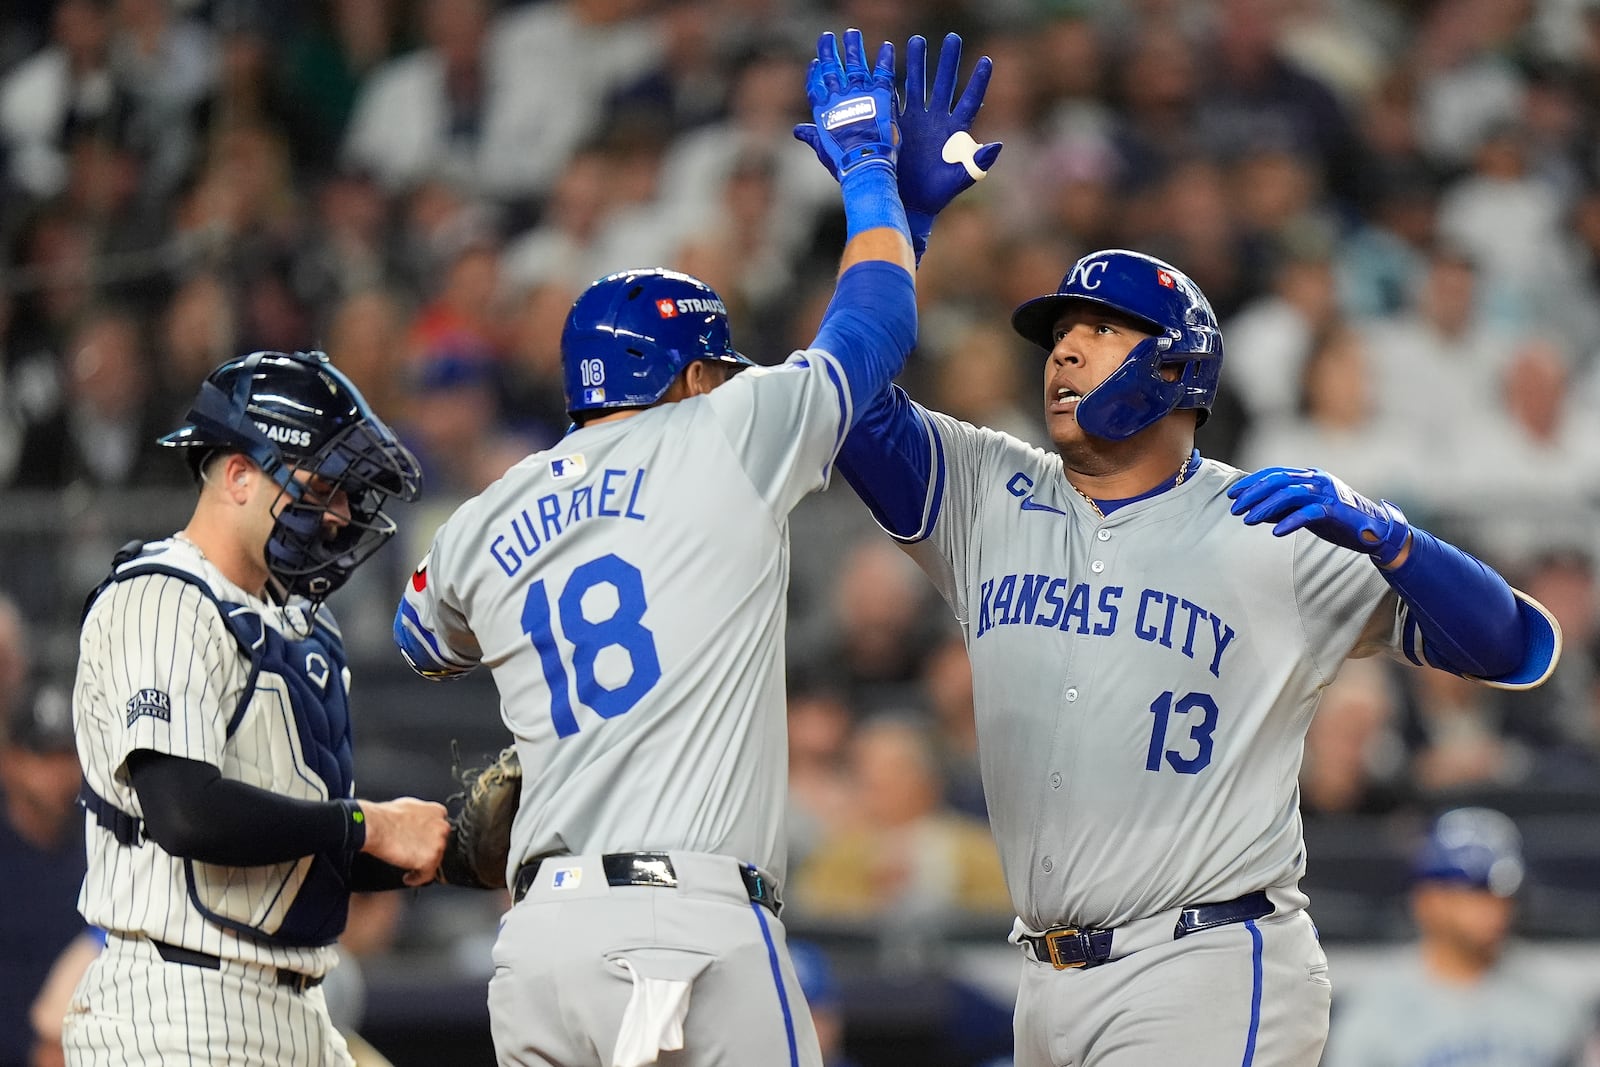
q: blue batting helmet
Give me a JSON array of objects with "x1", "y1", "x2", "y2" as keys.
[
  {"x1": 160, "y1": 350, "x2": 422, "y2": 604},
  {"x1": 562, "y1": 268, "x2": 753, "y2": 418},
  {"x1": 1412, "y1": 807, "x2": 1524, "y2": 898},
  {"x1": 1010, "y1": 249, "x2": 1223, "y2": 440}
]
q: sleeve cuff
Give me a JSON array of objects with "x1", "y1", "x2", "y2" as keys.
[{"x1": 1471, "y1": 590, "x2": 1562, "y2": 691}]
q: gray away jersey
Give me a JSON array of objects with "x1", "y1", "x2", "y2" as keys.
[
  {"x1": 903, "y1": 411, "x2": 1408, "y2": 932},
  {"x1": 397, "y1": 349, "x2": 854, "y2": 888},
  {"x1": 74, "y1": 539, "x2": 345, "y2": 976}
]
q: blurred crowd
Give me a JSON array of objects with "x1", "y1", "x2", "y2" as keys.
[{"x1": 4, "y1": 0, "x2": 1600, "y2": 1061}]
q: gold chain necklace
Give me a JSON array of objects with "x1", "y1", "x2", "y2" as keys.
[{"x1": 1071, "y1": 455, "x2": 1193, "y2": 520}]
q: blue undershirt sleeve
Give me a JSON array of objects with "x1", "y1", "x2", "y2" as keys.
[
  {"x1": 810, "y1": 260, "x2": 916, "y2": 419},
  {"x1": 836, "y1": 385, "x2": 937, "y2": 540},
  {"x1": 1383, "y1": 527, "x2": 1540, "y2": 682}
]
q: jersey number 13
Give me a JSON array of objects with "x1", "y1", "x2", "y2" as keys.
[{"x1": 520, "y1": 554, "x2": 662, "y2": 738}]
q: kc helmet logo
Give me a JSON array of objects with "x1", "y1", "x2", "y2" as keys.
[{"x1": 1068, "y1": 258, "x2": 1108, "y2": 290}]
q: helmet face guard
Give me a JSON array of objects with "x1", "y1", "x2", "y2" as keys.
[
  {"x1": 264, "y1": 418, "x2": 421, "y2": 601},
  {"x1": 1011, "y1": 249, "x2": 1224, "y2": 441},
  {"x1": 161, "y1": 351, "x2": 423, "y2": 604},
  {"x1": 562, "y1": 268, "x2": 753, "y2": 418}
]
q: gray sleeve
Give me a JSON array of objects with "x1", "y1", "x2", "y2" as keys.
[
  {"x1": 1290, "y1": 533, "x2": 1402, "y2": 684},
  {"x1": 703, "y1": 349, "x2": 851, "y2": 515},
  {"x1": 905, "y1": 409, "x2": 1020, "y2": 627}
]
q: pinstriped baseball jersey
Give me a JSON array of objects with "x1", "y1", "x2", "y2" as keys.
[
  {"x1": 397, "y1": 349, "x2": 853, "y2": 887},
  {"x1": 900, "y1": 411, "x2": 1405, "y2": 932},
  {"x1": 74, "y1": 538, "x2": 346, "y2": 977}
]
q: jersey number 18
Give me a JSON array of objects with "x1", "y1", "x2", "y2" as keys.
[{"x1": 520, "y1": 554, "x2": 662, "y2": 738}]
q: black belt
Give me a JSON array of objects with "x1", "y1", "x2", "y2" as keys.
[
  {"x1": 149, "y1": 938, "x2": 325, "y2": 993},
  {"x1": 511, "y1": 851, "x2": 781, "y2": 914},
  {"x1": 1020, "y1": 890, "x2": 1274, "y2": 970}
]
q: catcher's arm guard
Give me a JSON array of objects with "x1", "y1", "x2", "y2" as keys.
[{"x1": 437, "y1": 744, "x2": 522, "y2": 890}]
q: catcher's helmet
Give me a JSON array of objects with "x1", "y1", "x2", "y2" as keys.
[
  {"x1": 561, "y1": 268, "x2": 753, "y2": 418},
  {"x1": 159, "y1": 350, "x2": 422, "y2": 603},
  {"x1": 1011, "y1": 249, "x2": 1223, "y2": 440},
  {"x1": 1412, "y1": 807, "x2": 1524, "y2": 897}
]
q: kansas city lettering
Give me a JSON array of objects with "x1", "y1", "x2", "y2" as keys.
[
  {"x1": 488, "y1": 467, "x2": 647, "y2": 577},
  {"x1": 976, "y1": 575, "x2": 1237, "y2": 677}
]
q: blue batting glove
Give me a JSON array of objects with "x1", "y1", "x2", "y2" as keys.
[
  {"x1": 1227, "y1": 466, "x2": 1411, "y2": 566},
  {"x1": 796, "y1": 33, "x2": 999, "y2": 261},
  {"x1": 794, "y1": 29, "x2": 898, "y2": 178},
  {"x1": 897, "y1": 34, "x2": 1001, "y2": 217}
]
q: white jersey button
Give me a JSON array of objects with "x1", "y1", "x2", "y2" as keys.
[
  {"x1": 1097, "y1": 529, "x2": 1110, "y2": 541},
  {"x1": 1065, "y1": 688, "x2": 1078, "y2": 702},
  {"x1": 1050, "y1": 772, "x2": 1062, "y2": 789},
  {"x1": 1090, "y1": 560, "x2": 1105, "y2": 574},
  {"x1": 1042, "y1": 857, "x2": 1054, "y2": 873}
]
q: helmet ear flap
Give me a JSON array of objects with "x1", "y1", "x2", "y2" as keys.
[{"x1": 1072, "y1": 336, "x2": 1179, "y2": 441}]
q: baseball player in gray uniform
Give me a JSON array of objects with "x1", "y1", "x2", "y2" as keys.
[
  {"x1": 830, "y1": 247, "x2": 1561, "y2": 1061},
  {"x1": 67, "y1": 351, "x2": 449, "y2": 1066},
  {"x1": 393, "y1": 29, "x2": 947, "y2": 1067},
  {"x1": 1324, "y1": 807, "x2": 1592, "y2": 1067}
]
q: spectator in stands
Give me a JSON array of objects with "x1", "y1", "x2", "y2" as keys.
[
  {"x1": 395, "y1": 339, "x2": 506, "y2": 501},
  {"x1": 1323, "y1": 807, "x2": 1591, "y2": 1067},
  {"x1": 107, "y1": 0, "x2": 216, "y2": 203},
  {"x1": 656, "y1": 40, "x2": 836, "y2": 264},
  {"x1": 0, "y1": 680, "x2": 87, "y2": 1067},
  {"x1": 922, "y1": 319, "x2": 1047, "y2": 449},
  {"x1": 785, "y1": 681, "x2": 857, "y2": 874},
  {"x1": 1361, "y1": 245, "x2": 1513, "y2": 459},
  {"x1": 1238, "y1": 321, "x2": 1429, "y2": 508},
  {"x1": 792, "y1": 715, "x2": 1010, "y2": 921},
  {"x1": 0, "y1": 0, "x2": 116, "y2": 204},
  {"x1": 284, "y1": 0, "x2": 408, "y2": 158},
  {"x1": 1441, "y1": 337, "x2": 1600, "y2": 512},
  {"x1": 1404, "y1": 663, "x2": 1530, "y2": 797},
  {"x1": 10, "y1": 306, "x2": 184, "y2": 489},
  {"x1": 805, "y1": 539, "x2": 947, "y2": 717},
  {"x1": 1498, "y1": 548, "x2": 1600, "y2": 777},
  {"x1": 157, "y1": 270, "x2": 237, "y2": 405},
  {"x1": 919, "y1": 634, "x2": 987, "y2": 823},
  {"x1": 1224, "y1": 233, "x2": 1343, "y2": 423}
]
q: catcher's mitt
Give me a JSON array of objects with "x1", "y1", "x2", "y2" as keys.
[{"x1": 439, "y1": 744, "x2": 522, "y2": 890}]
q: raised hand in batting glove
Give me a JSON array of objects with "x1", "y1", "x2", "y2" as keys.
[
  {"x1": 1227, "y1": 467, "x2": 1411, "y2": 567},
  {"x1": 796, "y1": 33, "x2": 1000, "y2": 261},
  {"x1": 794, "y1": 29, "x2": 898, "y2": 178}
]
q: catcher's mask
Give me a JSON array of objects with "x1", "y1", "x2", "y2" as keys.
[
  {"x1": 561, "y1": 268, "x2": 754, "y2": 419},
  {"x1": 1010, "y1": 249, "x2": 1223, "y2": 441},
  {"x1": 160, "y1": 350, "x2": 423, "y2": 604}
]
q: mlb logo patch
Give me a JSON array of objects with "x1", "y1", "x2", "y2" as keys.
[
  {"x1": 1156, "y1": 269, "x2": 1176, "y2": 289},
  {"x1": 550, "y1": 454, "x2": 586, "y2": 480},
  {"x1": 126, "y1": 688, "x2": 172, "y2": 727},
  {"x1": 656, "y1": 299, "x2": 678, "y2": 318},
  {"x1": 552, "y1": 867, "x2": 582, "y2": 890},
  {"x1": 583, "y1": 387, "x2": 606, "y2": 404}
]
